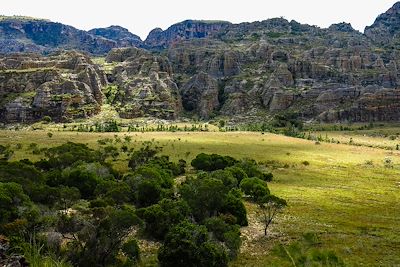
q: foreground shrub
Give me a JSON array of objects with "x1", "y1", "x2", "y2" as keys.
[{"x1": 158, "y1": 220, "x2": 228, "y2": 267}]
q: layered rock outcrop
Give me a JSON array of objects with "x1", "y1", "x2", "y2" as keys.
[
  {"x1": 0, "y1": 51, "x2": 106, "y2": 123},
  {"x1": 144, "y1": 20, "x2": 231, "y2": 49},
  {"x1": 88, "y1": 26, "x2": 143, "y2": 48},
  {"x1": 106, "y1": 48, "x2": 181, "y2": 119},
  {"x1": 3, "y1": 3, "x2": 400, "y2": 123},
  {"x1": 365, "y1": 2, "x2": 400, "y2": 45},
  {"x1": 0, "y1": 17, "x2": 119, "y2": 54}
]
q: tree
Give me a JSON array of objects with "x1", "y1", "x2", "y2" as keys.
[
  {"x1": 180, "y1": 177, "x2": 227, "y2": 221},
  {"x1": 137, "y1": 199, "x2": 190, "y2": 240},
  {"x1": 225, "y1": 166, "x2": 248, "y2": 185},
  {"x1": 102, "y1": 145, "x2": 120, "y2": 160},
  {"x1": 122, "y1": 238, "x2": 140, "y2": 264},
  {"x1": 258, "y1": 195, "x2": 287, "y2": 236},
  {"x1": 158, "y1": 220, "x2": 228, "y2": 267},
  {"x1": 42, "y1": 115, "x2": 52, "y2": 123},
  {"x1": 234, "y1": 158, "x2": 273, "y2": 181},
  {"x1": 57, "y1": 206, "x2": 141, "y2": 267},
  {"x1": 0, "y1": 161, "x2": 46, "y2": 200},
  {"x1": 239, "y1": 177, "x2": 270, "y2": 201},
  {"x1": 40, "y1": 142, "x2": 103, "y2": 169},
  {"x1": 221, "y1": 189, "x2": 248, "y2": 226},
  {"x1": 125, "y1": 164, "x2": 174, "y2": 207},
  {"x1": 61, "y1": 168, "x2": 100, "y2": 199},
  {"x1": 136, "y1": 179, "x2": 162, "y2": 207},
  {"x1": 58, "y1": 186, "x2": 80, "y2": 212},
  {"x1": 210, "y1": 170, "x2": 237, "y2": 190},
  {"x1": 128, "y1": 145, "x2": 161, "y2": 170},
  {"x1": 191, "y1": 153, "x2": 238, "y2": 172},
  {"x1": 203, "y1": 216, "x2": 242, "y2": 259},
  {"x1": 0, "y1": 182, "x2": 39, "y2": 234}
]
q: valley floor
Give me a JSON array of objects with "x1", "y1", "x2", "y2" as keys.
[{"x1": 0, "y1": 130, "x2": 399, "y2": 266}]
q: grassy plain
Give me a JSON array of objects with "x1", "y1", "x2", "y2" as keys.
[{"x1": 0, "y1": 129, "x2": 399, "y2": 266}]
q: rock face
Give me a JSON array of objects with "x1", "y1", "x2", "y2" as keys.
[
  {"x1": 0, "y1": 51, "x2": 106, "y2": 123},
  {"x1": 365, "y1": 2, "x2": 400, "y2": 45},
  {"x1": 4, "y1": 3, "x2": 400, "y2": 123},
  {"x1": 181, "y1": 72, "x2": 219, "y2": 118},
  {"x1": 0, "y1": 16, "x2": 145, "y2": 55},
  {"x1": 105, "y1": 48, "x2": 181, "y2": 119},
  {"x1": 88, "y1": 26, "x2": 143, "y2": 48},
  {"x1": 144, "y1": 20, "x2": 231, "y2": 49},
  {"x1": 0, "y1": 17, "x2": 117, "y2": 54}
]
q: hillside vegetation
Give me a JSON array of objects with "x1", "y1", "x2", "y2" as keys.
[{"x1": 0, "y1": 129, "x2": 398, "y2": 266}]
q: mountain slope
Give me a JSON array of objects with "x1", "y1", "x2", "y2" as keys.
[
  {"x1": 365, "y1": 2, "x2": 400, "y2": 45},
  {"x1": 88, "y1": 26, "x2": 143, "y2": 48},
  {"x1": 2, "y1": 3, "x2": 400, "y2": 123}
]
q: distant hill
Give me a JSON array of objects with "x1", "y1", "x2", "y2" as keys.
[
  {"x1": 88, "y1": 26, "x2": 143, "y2": 48},
  {"x1": 0, "y1": 17, "x2": 120, "y2": 54}
]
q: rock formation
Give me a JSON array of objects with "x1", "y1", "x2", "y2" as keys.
[
  {"x1": 88, "y1": 26, "x2": 143, "y2": 48},
  {"x1": 365, "y1": 2, "x2": 400, "y2": 45},
  {"x1": 144, "y1": 20, "x2": 231, "y2": 49},
  {"x1": 0, "y1": 51, "x2": 106, "y2": 123},
  {"x1": 3, "y1": 3, "x2": 400, "y2": 123},
  {"x1": 105, "y1": 48, "x2": 181, "y2": 119}
]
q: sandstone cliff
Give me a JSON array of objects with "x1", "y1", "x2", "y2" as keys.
[
  {"x1": 105, "y1": 47, "x2": 181, "y2": 119},
  {"x1": 0, "y1": 51, "x2": 106, "y2": 123},
  {"x1": 3, "y1": 3, "x2": 400, "y2": 123}
]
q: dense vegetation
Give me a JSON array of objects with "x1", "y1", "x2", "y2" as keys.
[{"x1": 0, "y1": 138, "x2": 283, "y2": 266}]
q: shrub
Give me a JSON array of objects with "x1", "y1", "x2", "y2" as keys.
[
  {"x1": 180, "y1": 177, "x2": 227, "y2": 222},
  {"x1": 225, "y1": 166, "x2": 248, "y2": 185},
  {"x1": 158, "y1": 220, "x2": 228, "y2": 267},
  {"x1": 203, "y1": 216, "x2": 241, "y2": 259},
  {"x1": 234, "y1": 159, "x2": 270, "y2": 180},
  {"x1": 239, "y1": 178, "x2": 270, "y2": 201},
  {"x1": 210, "y1": 170, "x2": 238, "y2": 190},
  {"x1": 137, "y1": 199, "x2": 190, "y2": 240},
  {"x1": 122, "y1": 238, "x2": 140, "y2": 263},
  {"x1": 191, "y1": 153, "x2": 238, "y2": 171},
  {"x1": 221, "y1": 189, "x2": 248, "y2": 226}
]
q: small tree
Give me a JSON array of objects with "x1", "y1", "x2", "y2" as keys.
[
  {"x1": 158, "y1": 220, "x2": 228, "y2": 267},
  {"x1": 258, "y1": 195, "x2": 287, "y2": 236},
  {"x1": 122, "y1": 238, "x2": 140, "y2": 264},
  {"x1": 58, "y1": 186, "x2": 80, "y2": 213},
  {"x1": 239, "y1": 177, "x2": 270, "y2": 201}
]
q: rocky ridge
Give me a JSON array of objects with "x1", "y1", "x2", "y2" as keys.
[
  {"x1": 2, "y1": 3, "x2": 400, "y2": 123},
  {"x1": 105, "y1": 47, "x2": 181, "y2": 119},
  {"x1": 88, "y1": 26, "x2": 143, "y2": 48}
]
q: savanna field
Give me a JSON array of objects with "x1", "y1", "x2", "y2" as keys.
[{"x1": 1, "y1": 127, "x2": 399, "y2": 266}]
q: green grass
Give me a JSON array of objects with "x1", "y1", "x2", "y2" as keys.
[
  {"x1": 0, "y1": 130, "x2": 399, "y2": 266},
  {"x1": 0, "y1": 67, "x2": 56, "y2": 74}
]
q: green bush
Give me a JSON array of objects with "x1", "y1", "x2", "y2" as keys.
[
  {"x1": 122, "y1": 238, "x2": 140, "y2": 263},
  {"x1": 191, "y1": 153, "x2": 238, "y2": 171},
  {"x1": 158, "y1": 220, "x2": 228, "y2": 267},
  {"x1": 239, "y1": 177, "x2": 270, "y2": 201},
  {"x1": 137, "y1": 199, "x2": 190, "y2": 240}
]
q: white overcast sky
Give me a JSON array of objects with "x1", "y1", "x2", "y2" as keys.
[{"x1": 1, "y1": 0, "x2": 398, "y2": 40}]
